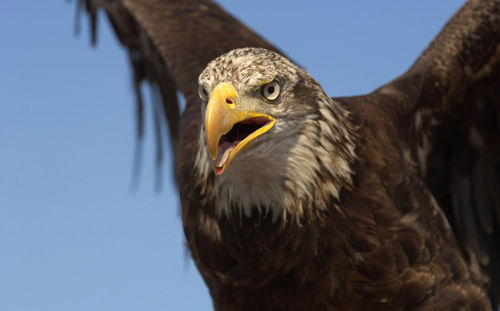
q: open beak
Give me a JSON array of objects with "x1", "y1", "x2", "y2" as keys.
[{"x1": 205, "y1": 82, "x2": 275, "y2": 175}]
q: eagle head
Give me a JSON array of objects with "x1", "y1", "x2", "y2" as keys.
[{"x1": 196, "y1": 47, "x2": 356, "y2": 218}]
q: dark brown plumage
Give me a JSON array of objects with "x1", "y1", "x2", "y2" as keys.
[{"x1": 79, "y1": 0, "x2": 500, "y2": 310}]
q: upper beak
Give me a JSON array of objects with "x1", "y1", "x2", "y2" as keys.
[{"x1": 205, "y1": 82, "x2": 275, "y2": 175}]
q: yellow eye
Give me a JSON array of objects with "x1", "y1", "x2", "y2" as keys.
[
  {"x1": 198, "y1": 85, "x2": 209, "y2": 101},
  {"x1": 261, "y1": 81, "x2": 280, "y2": 101}
]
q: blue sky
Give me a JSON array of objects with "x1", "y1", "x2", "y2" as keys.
[{"x1": 0, "y1": 1, "x2": 464, "y2": 310}]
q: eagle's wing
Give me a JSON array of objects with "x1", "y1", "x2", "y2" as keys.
[
  {"x1": 341, "y1": 0, "x2": 500, "y2": 302},
  {"x1": 78, "y1": 0, "x2": 280, "y2": 185}
]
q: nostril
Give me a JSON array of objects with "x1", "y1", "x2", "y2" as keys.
[{"x1": 226, "y1": 98, "x2": 234, "y2": 105}]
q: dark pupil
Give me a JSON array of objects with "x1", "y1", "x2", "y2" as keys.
[{"x1": 267, "y1": 85, "x2": 275, "y2": 94}]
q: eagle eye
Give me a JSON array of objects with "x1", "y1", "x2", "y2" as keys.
[
  {"x1": 261, "y1": 81, "x2": 280, "y2": 101},
  {"x1": 198, "y1": 85, "x2": 209, "y2": 101}
]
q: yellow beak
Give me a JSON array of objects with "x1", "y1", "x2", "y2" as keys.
[{"x1": 205, "y1": 82, "x2": 275, "y2": 175}]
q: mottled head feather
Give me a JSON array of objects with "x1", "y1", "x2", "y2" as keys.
[
  {"x1": 199, "y1": 47, "x2": 300, "y2": 92},
  {"x1": 197, "y1": 47, "x2": 357, "y2": 220}
]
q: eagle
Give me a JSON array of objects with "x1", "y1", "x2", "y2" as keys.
[{"x1": 78, "y1": 0, "x2": 500, "y2": 310}]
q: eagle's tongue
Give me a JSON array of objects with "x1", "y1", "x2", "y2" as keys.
[{"x1": 214, "y1": 140, "x2": 239, "y2": 168}]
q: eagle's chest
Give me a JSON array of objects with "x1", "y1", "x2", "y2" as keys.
[
  {"x1": 214, "y1": 211, "x2": 297, "y2": 271},
  {"x1": 198, "y1": 210, "x2": 345, "y2": 311}
]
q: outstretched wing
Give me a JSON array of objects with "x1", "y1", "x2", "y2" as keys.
[
  {"x1": 369, "y1": 0, "x2": 500, "y2": 303},
  {"x1": 78, "y1": 0, "x2": 280, "y2": 186}
]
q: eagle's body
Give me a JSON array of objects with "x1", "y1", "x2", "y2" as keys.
[
  {"x1": 79, "y1": 0, "x2": 500, "y2": 310},
  {"x1": 181, "y1": 48, "x2": 491, "y2": 310}
]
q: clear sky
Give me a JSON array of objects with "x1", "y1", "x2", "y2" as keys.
[{"x1": 0, "y1": 1, "x2": 464, "y2": 310}]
